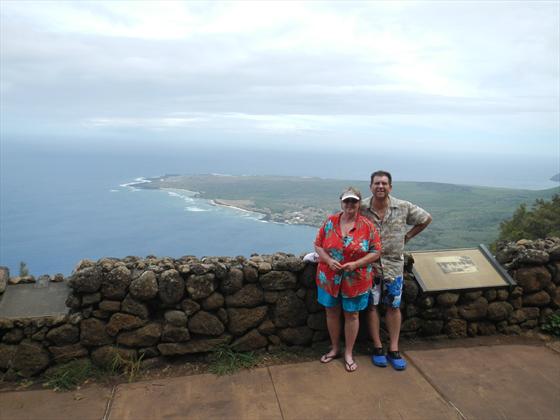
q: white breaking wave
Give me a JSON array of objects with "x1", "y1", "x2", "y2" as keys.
[
  {"x1": 120, "y1": 177, "x2": 152, "y2": 188},
  {"x1": 119, "y1": 177, "x2": 154, "y2": 192},
  {"x1": 162, "y1": 188, "x2": 210, "y2": 212},
  {"x1": 119, "y1": 181, "x2": 268, "y2": 220},
  {"x1": 166, "y1": 190, "x2": 196, "y2": 205},
  {"x1": 226, "y1": 207, "x2": 266, "y2": 221},
  {"x1": 167, "y1": 191, "x2": 187, "y2": 198},
  {"x1": 185, "y1": 206, "x2": 208, "y2": 212}
]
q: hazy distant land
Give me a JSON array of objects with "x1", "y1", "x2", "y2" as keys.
[
  {"x1": 552, "y1": 173, "x2": 560, "y2": 182},
  {"x1": 139, "y1": 174, "x2": 560, "y2": 250}
]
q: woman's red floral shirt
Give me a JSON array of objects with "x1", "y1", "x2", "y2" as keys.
[{"x1": 314, "y1": 212, "x2": 381, "y2": 298}]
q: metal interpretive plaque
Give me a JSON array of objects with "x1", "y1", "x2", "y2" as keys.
[
  {"x1": 0, "y1": 282, "x2": 69, "y2": 319},
  {"x1": 411, "y1": 245, "x2": 515, "y2": 292}
]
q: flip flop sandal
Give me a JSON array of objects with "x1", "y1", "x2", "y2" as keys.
[
  {"x1": 320, "y1": 352, "x2": 340, "y2": 363},
  {"x1": 344, "y1": 359, "x2": 358, "y2": 373}
]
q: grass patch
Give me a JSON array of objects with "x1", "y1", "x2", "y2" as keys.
[
  {"x1": 43, "y1": 352, "x2": 145, "y2": 391},
  {"x1": 110, "y1": 352, "x2": 144, "y2": 383},
  {"x1": 208, "y1": 345, "x2": 260, "y2": 376},
  {"x1": 16, "y1": 379, "x2": 34, "y2": 390},
  {"x1": 43, "y1": 359, "x2": 101, "y2": 391}
]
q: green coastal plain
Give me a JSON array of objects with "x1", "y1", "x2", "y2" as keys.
[{"x1": 140, "y1": 175, "x2": 560, "y2": 251}]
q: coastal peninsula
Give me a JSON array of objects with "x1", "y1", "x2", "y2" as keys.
[{"x1": 135, "y1": 174, "x2": 560, "y2": 251}]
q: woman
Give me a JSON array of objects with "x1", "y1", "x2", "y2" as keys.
[{"x1": 314, "y1": 187, "x2": 381, "y2": 372}]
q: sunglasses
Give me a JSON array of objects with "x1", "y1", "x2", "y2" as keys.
[{"x1": 342, "y1": 198, "x2": 359, "y2": 204}]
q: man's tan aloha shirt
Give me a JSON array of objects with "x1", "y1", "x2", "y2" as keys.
[{"x1": 360, "y1": 195, "x2": 431, "y2": 281}]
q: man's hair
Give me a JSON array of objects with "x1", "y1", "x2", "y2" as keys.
[{"x1": 370, "y1": 170, "x2": 392, "y2": 186}]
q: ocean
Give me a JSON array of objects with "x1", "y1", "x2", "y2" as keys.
[{"x1": 1, "y1": 140, "x2": 558, "y2": 277}]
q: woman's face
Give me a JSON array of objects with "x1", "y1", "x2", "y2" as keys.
[{"x1": 341, "y1": 197, "x2": 360, "y2": 216}]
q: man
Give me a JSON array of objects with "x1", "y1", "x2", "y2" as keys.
[{"x1": 361, "y1": 170, "x2": 432, "y2": 370}]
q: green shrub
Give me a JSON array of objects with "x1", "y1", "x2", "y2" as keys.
[
  {"x1": 19, "y1": 261, "x2": 29, "y2": 277},
  {"x1": 497, "y1": 195, "x2": 560, "y2": 242},
  {"x1": 542, "y1": 313, "x2": 560, "y2": 336}
]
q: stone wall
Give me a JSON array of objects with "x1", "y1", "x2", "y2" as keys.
[
  {"x1": 399, "y1": 237, "x2": 560, "y2": 338},
  {"x1": 0, "y1": 237, "x2": 559, "y2": 378}
]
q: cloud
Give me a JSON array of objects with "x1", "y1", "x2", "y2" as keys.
[{"x1": 1, "y1": 0, "x2": 558, "y2": 157}]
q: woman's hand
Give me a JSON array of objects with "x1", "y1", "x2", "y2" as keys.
[
  {"x1": 341, "y1": 261, "x2": 358, "y2": 271},
  {"x1": 315, "y1": 245, "x2": 343, "y2": 272},
  {"x1": 328, "y1": 258, "x2": 343, "y2": 272}
]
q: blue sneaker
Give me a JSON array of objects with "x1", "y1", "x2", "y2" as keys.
[
  {"x1": 387, "y1": 351, "x2": 407, "y2": 371},
  {"x1": 371, "y1": 347, "x2": 387, "y2": 367}
]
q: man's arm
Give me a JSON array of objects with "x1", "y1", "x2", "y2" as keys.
[{"x1": 404, "y1": 215, "x2": 432, "y2": 244}]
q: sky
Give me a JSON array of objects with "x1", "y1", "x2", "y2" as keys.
[{"x1": 1, "y1": 0, "x2": 559, "y2": 160}]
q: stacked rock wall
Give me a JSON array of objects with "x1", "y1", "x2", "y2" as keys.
[
  {"x1": 399, "y1": 238, "x2": 559, "y2": 337},
  {"x1": 0, "y1": 237, "x2": 559, "y2": 378}
]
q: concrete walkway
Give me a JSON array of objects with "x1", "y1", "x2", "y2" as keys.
[{"x1": 1, "y1": 342, "x2": 559, "y2": 420}]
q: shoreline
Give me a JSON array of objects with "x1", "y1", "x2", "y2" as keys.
[
  {"x1": 210, "y1": 199, "x2": 269, "y2": 221},
  {"x1": 132, "y1": 177, "x2": 329, "y2": 228},
  {"x1": 147, "y1": 185, "x2": 315, "y2": 226},
  {"x1": 158, "y1": 186, "x2": 274, "y2": 222},
  {"x1": 160, "y1": 187, "x2": 200, "y2": 197}
]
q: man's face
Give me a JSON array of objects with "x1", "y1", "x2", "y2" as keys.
[{"x1": 370, "y1": 175, "x2": 392, "y2": 199}]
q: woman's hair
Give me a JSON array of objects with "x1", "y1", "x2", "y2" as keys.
[{"x1": 339, "y1": 186, "x2": 362, "y2": 200}]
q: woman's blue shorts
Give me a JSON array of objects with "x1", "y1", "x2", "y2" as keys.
[{"x1": 317, "y1": 286, "x2": 369, "y2": 312}]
